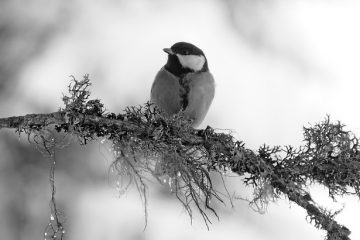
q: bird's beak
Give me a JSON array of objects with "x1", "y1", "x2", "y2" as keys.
[{"x1": 163, "y1": 48, "x2": 174, "y2": 55}]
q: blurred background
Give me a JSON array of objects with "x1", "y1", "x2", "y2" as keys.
[{"x1": 0, "y1": 0, "x2": 359, "y2": 239}]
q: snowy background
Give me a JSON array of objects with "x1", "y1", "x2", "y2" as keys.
[{"x1": 0, "y1": 0, "x2": 359, "y2": 239}]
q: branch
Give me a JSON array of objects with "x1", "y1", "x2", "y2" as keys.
[
  {"x1": 1, "y1": 75, "x2": 358, "y2": 240},
  {"x1": 0, "y1": 112, "x2": 137, "y2": 133}
]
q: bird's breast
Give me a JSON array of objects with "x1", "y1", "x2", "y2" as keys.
[
  {"x1": 151, "y1": 68, "x2": 215, "y2": 127},
  {"x1": 150, "y1": 68, "x2": 182, "y2": 115},
  {"x1": 178, "y1": 75, "x2": 192, "y2": 110}
]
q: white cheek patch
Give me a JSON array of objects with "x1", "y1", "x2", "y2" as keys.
[{"x1": 176, "y1": 54, "x2": 205, "y2": 71}]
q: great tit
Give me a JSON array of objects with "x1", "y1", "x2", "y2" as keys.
[{"x1": 150, "y1": 42, "x2": 215, "y2": 128}]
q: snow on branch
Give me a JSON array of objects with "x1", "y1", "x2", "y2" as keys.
[{"x1": 0, "y1": 75, "x2": 359, "y2": 240}]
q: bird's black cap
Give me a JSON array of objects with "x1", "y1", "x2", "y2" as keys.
[{"x1": 170, "y1": 42, "x2": 205, "y2": 56}]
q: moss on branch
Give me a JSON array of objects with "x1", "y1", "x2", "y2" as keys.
[{"x1": 0, "y1": 75, "x2": 359, "y2": 240}]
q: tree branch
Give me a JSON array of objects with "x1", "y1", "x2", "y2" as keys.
[
  {"x1": 0, "y1": 112, "x2": 137, "y2": 133},
  {"x1": 0, "y1": 75, "x2": 358, "y2": 240}
]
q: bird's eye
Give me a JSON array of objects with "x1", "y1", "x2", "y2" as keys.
[{"x1": 183, "y1": 50, "x2": 189, "y2": 55}]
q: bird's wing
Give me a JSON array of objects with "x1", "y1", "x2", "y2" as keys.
[
  {"x1": 182, "y1": 72, "x2": 215, "y2": 127},
  {"x1": 150, "y1": 68, "x2": 182, "y2": 116}
]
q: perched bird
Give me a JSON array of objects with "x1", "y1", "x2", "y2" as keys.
[{"x1": 150, "y1": 42, "x2": 215, "y2": 128}]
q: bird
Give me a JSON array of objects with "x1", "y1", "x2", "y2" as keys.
[{"x1": 150, "y1": 42, "x2": 215, "y2": 128}]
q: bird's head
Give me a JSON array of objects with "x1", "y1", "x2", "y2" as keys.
[{"x1": 163, "y1": 42, "x2": 208, "y2": 76}]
